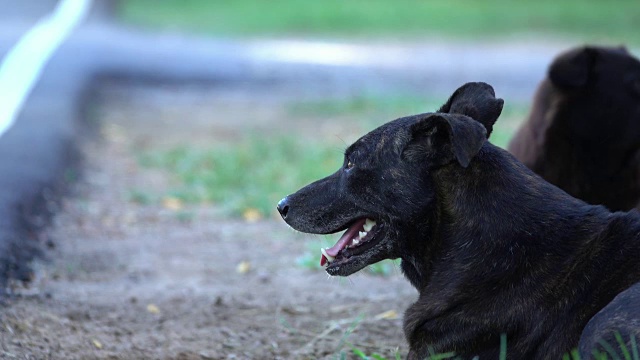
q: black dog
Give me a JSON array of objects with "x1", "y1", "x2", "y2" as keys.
[
  {"x1": 278, "y1": 83, "x2": 640, "y2": 359},
  {"x1": 509, "y1": 46, "x2": 640, "y2": 211}
]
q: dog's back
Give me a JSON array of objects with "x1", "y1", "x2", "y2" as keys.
[{"x1": 508, "y1": 46, "x2": 640, "y2": 211}]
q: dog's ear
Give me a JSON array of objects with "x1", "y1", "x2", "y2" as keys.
[
  {"x1": 548, "y1": 46, "x2": 597, "y2": 88},
  {"x1": 438, "y1": 82, "x2": 504, "y2": 137},
  {"x1": 403, "y1": 114, "x2": 487, "y2": 168}
]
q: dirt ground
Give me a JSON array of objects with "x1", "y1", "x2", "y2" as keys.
[{"x1": 0, "y1": 84, "x2": 417, "y2": 360}]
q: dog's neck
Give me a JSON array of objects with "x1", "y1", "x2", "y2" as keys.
[
  {"x1": 403, "y1": 143, "x2": 595, "y2": 291},
  {"x1": 401, "y1": 143, "x2": 640, "y2": 358}
]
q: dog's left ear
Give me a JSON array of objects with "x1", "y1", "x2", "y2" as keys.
[
  {"x1": 438, "y1": 82, "x2": 504, "y2": 137},
  {"x1": 403, "y1": 114, "x2": 487, "y2": 168}
]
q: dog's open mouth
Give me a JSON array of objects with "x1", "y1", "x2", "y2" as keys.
[{"x1": 320, "y1": 218, "x2": 384, "y2": 269}]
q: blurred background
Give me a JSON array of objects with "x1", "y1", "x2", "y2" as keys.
[
  {"x1": 111, "y1": 0, "x2": 640, "y2": 219},
  {"x1": 0, "y1": 1, "x2": 639, "y2": 358}
]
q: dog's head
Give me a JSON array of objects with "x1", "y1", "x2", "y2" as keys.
[
  {"x1": 278, "y1": 82, "x2": 503, "y2": 276},
  {"x1": 547, "y1": 46, "x2": 640, "y2": 144}
]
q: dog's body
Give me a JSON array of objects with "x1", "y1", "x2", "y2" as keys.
[
  {"x1": 279, "y1": 83, "x2": 640, "y2": 358},
  {"x1": 400, "y1": 143, "x2": 640, "y2": 358},
  {"x1": 508, "y1": 46, "x2": 640, "y2": 211}
]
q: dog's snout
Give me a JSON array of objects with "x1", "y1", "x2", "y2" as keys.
[{"x1": 277, "y1": 197, "x2": 290, "y2": 219}]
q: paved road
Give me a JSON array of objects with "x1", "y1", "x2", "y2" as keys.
[
  {"x1": 0, "y1": 1, "x2": 605, "y2": 295},
  {"x1": 67, "y1": 26, "x2": 569, "y2": 101}
]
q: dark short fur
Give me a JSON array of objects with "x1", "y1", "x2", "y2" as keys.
[
  {"x1": 508, "y1": 46, "x2": 640, "y2": 211},
  {"x1": 278, "y1": 82, "x2": 640, "y2": 359}
]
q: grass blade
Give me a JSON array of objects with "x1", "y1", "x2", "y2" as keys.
[
  {"x1": 614, "y1": 332, "x2": 632, "y2": 360},
  {"x1": 350, "y1": 346, "x2": 368, "y2": 359},
  {"x1": 631, "y1": 335, "x2": 639, "y2": 360},
  {"x1": 599, "y1": 338, "x2": 623, "y2": 360},
  {"x1": 499, "y1": 333, "x2": 508, "y2": 360}
]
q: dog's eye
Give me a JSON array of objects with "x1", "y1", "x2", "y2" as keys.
[{"x1": 346, "y1": 160, "x2": 355, "y2": 170}]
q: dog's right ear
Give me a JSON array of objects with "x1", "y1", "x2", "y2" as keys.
[
  {"x1": 438, "y1": 82, "x2": 504, "y2": 137},
  {"x1": 403, "y1": 114, "x2": 487, "y2": 168},
  {"x1": 548, "y1": 46, "x2": 597, "y2": 88}
]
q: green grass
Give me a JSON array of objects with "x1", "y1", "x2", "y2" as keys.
[
  {"x1": 128, "y1": 189, "x2": 153, "y2": 205},
  {"x1": 346, "y1": 332, "x2": 640, "y2": 360},
  {"x1": 118, "y1": 0, "x2": 640, "y2": 44},
  {"x1": 139, "y1": 135, "x2": 344, "y2": 217},
  {"x1": 287, "y1": 95, "x2": 440, "y2": 119}
]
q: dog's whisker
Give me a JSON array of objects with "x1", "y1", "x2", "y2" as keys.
[
  {"x1": 333, "y1": 134, "x2": 348, "y2": 147},
  {"x1": 346, "y1": 276, "x2": 355, "y2": 286}
]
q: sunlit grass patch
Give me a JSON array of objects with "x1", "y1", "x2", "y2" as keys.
[
  {"x1": 139, "y1": 135, "x2": 343, "y2": 217},
  {"x1": 118, "y1": 0, "x2": 640, "y2": 45},
  {"x1": 490, "y1": 102, "x2": 528, "y2": 149}
]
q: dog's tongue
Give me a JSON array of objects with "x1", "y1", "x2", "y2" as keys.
[{"x1": 320, "y1": 218, "x2": 366, "y2": 266}]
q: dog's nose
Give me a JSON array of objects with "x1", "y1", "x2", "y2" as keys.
[{"x1": 277, "y1": 197, "x2": 290, "y2": 219}]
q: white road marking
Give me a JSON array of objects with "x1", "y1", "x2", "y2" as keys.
[{"x1": 0, "y1": 0, "x2": 92, "y2": 137}]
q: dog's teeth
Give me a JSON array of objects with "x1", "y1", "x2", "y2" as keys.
[
  {"x1": 359, "y1": 231, "x2": 367, "y2": 239},
  {"x1": 363, "y1": 219, "x2": 376, "y2": 232},
  {"x1": 321, "y1": 248, "x2": 334, "y2": 263},
  {"x1": 353, "y1": 238, "x2": 360, "y2": 245}
]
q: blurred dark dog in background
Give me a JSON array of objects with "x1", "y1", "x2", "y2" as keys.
[{"x1": 509, "y1": 46, "x2": 640, "y2": 211}]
